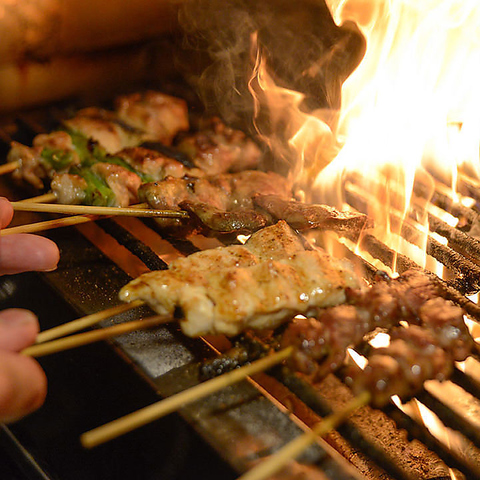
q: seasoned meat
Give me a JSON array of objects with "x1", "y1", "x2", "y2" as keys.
[
  {"x1": 346, "y1": 326, "x2": 454, "y2": 407},
  {"x1": 115, "y1": 91, "x2": 189, "y2": 145},
  {"x1": 138, "y1": 171, "x2": 292, "y2": 213},
  {"x1": 280, "y1": 268, "x2": 473, "y2": 407},
  {"x1": 8, "y1": 131, "x2": 81, "y2": 190},
  {"x1": 253, "y1": 195, "x2": 372, "y2": 232},
  {"x1": 90, "y1": 163, "x2": 142, "y2": 207},
  {"x1": 180, "y1": 201, "x2": 271, "y2": 234},
  {"x1": 63, "y1": 107, "x2": 143, "y2": 154},
  {"x1": 8, "y1": 141, "x2": 49, "y2": 190},
  {"x1": 177, "y1": 117, "x2": 262, "y2": 175},
  {"x1": 115, "y1": 147, "x2": 200, "y2": 182},
  {"x1": 51, "y1": 174, "x2": 87, "y2": 205},
  {"x1": 119, "y1": 221, "x2": 360, "y2": 337}
]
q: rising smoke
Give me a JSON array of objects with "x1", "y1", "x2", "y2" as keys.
[{"x1": 176, "y1": 0, "x2": 366, "y2": 131}]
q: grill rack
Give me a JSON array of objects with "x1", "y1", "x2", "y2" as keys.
[{"x1": 1, "y1": 100, "x2": 480, "y2": 479}]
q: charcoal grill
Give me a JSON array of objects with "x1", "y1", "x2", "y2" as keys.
[{"x1": 1, "y1": 86, "x2": 480, "y2": 480}]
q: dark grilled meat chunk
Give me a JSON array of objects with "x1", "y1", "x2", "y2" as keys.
[
  {"x1": 177, "y1": 117, "x2": 262, "y2": 175},
  {"x1": 253, "y1": 194, "x2": 372, "y2": 232},
  {"x1": 346, "y1": 326, "x2": 454, "y2": 407},
  {"x1": 180, "y1": 201, "x2": 271, "y2": 234},
  {"x1": 282, "y1": 269, "x2": 472, "y2": 395}
]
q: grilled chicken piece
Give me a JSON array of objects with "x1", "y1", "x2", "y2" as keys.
[
  {"x1": 51, "y1": 173, "x2": 88, "y2": 205},
  {"x1": 177, "y1": 117, "x2": 262, "y2": 175},
  {"x1": 115, "y1": 91, "x2": 189, "y2": 145},
  {"x1": 90, "y1": 163, "x2": 142, "y2": 207},
  {"x1": 138, "y1": 171, "x2": 292, "y2": 212},
  {"x1": 116, "y1": 147, "x2": 198, "y2": 181},
  {"x1": 253, "y1": 195, "x2": 372, "y2": 232},
  {"x1": 119, "y1": 221, "x2": 360, "y2": 337},
  {"x1": 8, "y1": 131, "x2": 81, "y2": 190},
  {"x1": 50, "y1": 146, "x2": 201, "y2": 207},
  {"x1": 63, "y1": 107, "x2": 144, "y2": 154},
  {"x1": 52, "y1": 162, "x2": 143, "y2": 207}
]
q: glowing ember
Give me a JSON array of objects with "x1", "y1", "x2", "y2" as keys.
[{"x1": 250, "y1": 0, "x2": 480, "y2": 274}]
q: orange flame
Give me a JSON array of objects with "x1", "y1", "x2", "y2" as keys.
[{"x1": 249, "y1": 0, "x2": 480, "y2": 274}]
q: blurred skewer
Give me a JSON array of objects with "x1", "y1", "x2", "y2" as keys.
[
  {"x1": 80, "y1": 347, "x2": 294, "y2": 449},
  {"x1": 2, "y1": 203, "x2": 188, "y2": 235},
  {"x1": 237, "y1": 391, "x2": 371, "y2": 480},
  {"x1": 0, "y1": 161, "x2": 18, "y2": 175},
  {"x1": 35, "y1": 300, "x2": 145, "y2": 344},
  {"x1": 11, "y1": 202, "x2": 188, "y2": 218},
  {"x1": 23, "y1": 314, "x2": 171, "y2": 357}
]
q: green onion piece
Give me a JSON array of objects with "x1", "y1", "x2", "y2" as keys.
[
  {"x1": 40, "y1": 148, "x2": 75, "y2": 171},
  {"x1": 71, "y1": 167, "x2": 117, "y2": 207}
]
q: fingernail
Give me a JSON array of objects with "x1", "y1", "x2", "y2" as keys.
[{"x1": 0, "y1": 309, "x2": 38, "y2": 327}]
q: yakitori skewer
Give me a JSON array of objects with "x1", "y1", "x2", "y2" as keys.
[
  {"x1": 0, "y1": 161, "x2": 18, "y2": 175},
  {"x1": 1, "y1": 205, "x2": 189, "y2": 236},
  {"x1": 11, "y1": 201, "x2": 189, "y2": 219},
  {"x1": 238, "y1": 391, "x2": 371, "y2": 480},
  {"x1": 23, "y1": 314, "x2": 171, "y2": 357},
  {"x1": 80, "y1": 346, "x2": 294, "y2": 449},
  {"x1": 20, "y1": 192, "x2": 58, "y2": 203},
  {"x1": 35, "y1": 299, "x2": 145, "y2": 344},
  {"x1": 1, "y1": 214, "x2": 101, "y2": 235}
]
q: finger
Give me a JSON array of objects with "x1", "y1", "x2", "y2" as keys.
[
  {"x1": 0, "y1": 309, "x2": 39, "y2": 351},
  {"x1": 0, "y1": 351, "x2": 47, "y2": 423},
  {"x1": 0, "y1": 234, "x2": 60, "y2": 275},
  {"x1": 0, "y1": 197, "x2": 13, "y2": 229}
]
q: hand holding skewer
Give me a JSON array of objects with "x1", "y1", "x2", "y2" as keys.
[{"x1": 0, "y1": 197, "x2": 59, "y2": 422}]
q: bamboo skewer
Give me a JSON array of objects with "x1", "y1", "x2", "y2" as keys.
[
  {"x1": 0, "y1": 161, "x2": 18, "y2": 175},
  {"x1": 1, "y1": 214, "x2": 101, "y2": 235},
  {"x1": 80, "y1": 346, "x2": 294, "y2": 449},
  {"x1": 237, "y1": 390, "x2": 371, "y2": 480},
  {"x1": 22, "y1": 314, "x2": 171, "y2": 357},
  {"x1": 35, "y1": 300, "x2": 145, "y2": 344},
  {"x1": 2, "y1": 203, "x2": 189, "y2": 235},
  {"x1": 19, "y1": 192, "x2": 57, "y2": 203},
  {"x1": 11, "y1": 202, "x2": 189, "y2": 219}
]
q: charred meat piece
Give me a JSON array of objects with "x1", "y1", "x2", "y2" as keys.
[
  {"x1": 179, "y1": 201, "x2": 271, "y2": 234},
  {"x1": 119, "y1": 221, "x2": 360, "y2": 337},
  {"x1": 346, "y1": 325, "x2": 456, "y2": 408},
  {"x1": 283, "y1": 269, "x2": 472, "y2": 379},
  {"x1": 177, "y1": 117, "x2": 262, "y2": 175},
  {"x1": 115, "y1": 91, "x2": 189, "y2": 145},
  {"x1": 253, "y1": 194, "x2": 372, "y2": 232}
]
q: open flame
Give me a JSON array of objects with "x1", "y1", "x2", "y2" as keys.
[{"x1": 249, "y1": 0, "x2": 480, "y2": 274}]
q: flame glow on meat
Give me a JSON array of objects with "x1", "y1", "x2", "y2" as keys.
[{"x1": 119, "y1": 221, "x2": 361, "y2": 337}]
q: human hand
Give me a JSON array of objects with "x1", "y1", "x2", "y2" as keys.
[
  {"x1": 0, "y1": 197, "x2": 59, "y2": 274},
  {"x1": 0, "y1": 196, "x2": 60, "y2": 422}
]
